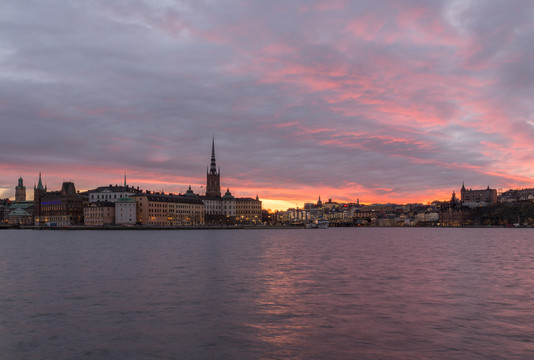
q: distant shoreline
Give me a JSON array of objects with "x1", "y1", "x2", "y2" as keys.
[
  {"x1": 0, "y1": 224, "x2": 530, "y2": 230},
  {"x1": 0, "y1": 225, "x2": 295, "y2": 231}
]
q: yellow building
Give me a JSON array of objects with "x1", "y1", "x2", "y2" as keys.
[
  {"x1": 236, "y1": 196, "x2": 262, "y2": 225},
  {"x1": 84, "y1": 201, "x2": 115, "y2": 226},
  {"x1": 133, "y1": 192, "x2": 205, "y2": 226}
]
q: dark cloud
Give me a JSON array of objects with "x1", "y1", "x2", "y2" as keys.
[{"x1": 1, "y1": 0, "x2": 533, "y2": 206}]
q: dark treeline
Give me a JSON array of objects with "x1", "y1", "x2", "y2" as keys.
[{"x1": 471, "y1": 203, "x2": 534, "y2": 226}]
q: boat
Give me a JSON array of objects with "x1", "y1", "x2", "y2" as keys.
[{"x1": 306, "y1": 219, "x2": 329, "y2": 229}]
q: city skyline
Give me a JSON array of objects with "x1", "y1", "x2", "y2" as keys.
[{"x1": 1, "y1": 1, "x2": 534, "y2": 210}]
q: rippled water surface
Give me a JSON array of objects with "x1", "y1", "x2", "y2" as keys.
[{"x1": 1, "y1": 228, "x2": 534, "y2": 359}]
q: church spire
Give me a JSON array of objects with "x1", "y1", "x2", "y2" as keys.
[
  {"x1": 36, "y1": 172, "x2": 45, "y2": 191},
  {"x1": 124, "y1": 173, "x2": 127, "y2": 187},
  {"x1": 209, "y1": 135, "x2": 218, "y2": 175},
  {"x1": 206, "y1": 136, "x2": 221, "y2": 197}
]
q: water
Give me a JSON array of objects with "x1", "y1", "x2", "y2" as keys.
[{"x1": 1, "y1": 228, "x2": 534, "y2": 359}]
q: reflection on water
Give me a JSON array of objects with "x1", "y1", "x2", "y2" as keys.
[{"x1": 1, "y1": 228, "x2": 534, "y2": 359}]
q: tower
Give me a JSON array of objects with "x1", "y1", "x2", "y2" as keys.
[
  {"x1": 15, "y1": 177, "x2": 26, "y2": 202},
  {"x1": 206, "y1": 137, "x2": 221, "y2": 197},
  {"x1": 33, "y1": 172, "x2": 47, "y2": 225}
]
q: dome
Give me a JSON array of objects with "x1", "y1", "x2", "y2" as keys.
[
  {"x1": 222, "y1": 188, "x2": 235, "y2": 200},
  {"x1": 185, "y1": 186, "x2": 196, "y2": 197}
]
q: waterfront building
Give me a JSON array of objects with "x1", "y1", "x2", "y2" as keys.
[
  {"x1": 0, "y1": 198, "x2": 10, "y2": 223},
  {"x1": 132, "y1": 191, "x2": 205, "y2": 226},
  {"x1": 35, "y1": 181, "x2": 85, "y2": 226},
  {"x1": 414, "y1": 210, "x2": 439, "y2": 224},
  {"x1": 326, "y1": 206, "x2": 353, "y2": 226},
  {"x1": 6, "y1": 207, "x2": 33, "y2": 225},
  {"x1": 115, "y1": 197, "x2": 136, "y2": 225},
  {"x1": 6, "y1": 201, "x2": 34, "y2": 225},
  {"x1": 201, "y1": 194, "x2": 223, "y2": 222},
  {"x1": 236, "y1": 195, "x2": 262, "y2": 225},
  {"x1": 15, "y1": 177, "x2": 26, "y2": 202},
  {"x1": 221, "y1": 189, "x2": 236, "y2": 224},
  {"x1": 88, "y1": 176, "x2": 141, "y2": 203},
  {"x1": 353, "y1": 207, "x2": 377, "y2": 226},
  {"x1": 84, "y1": 201, "x2": 115, "y2": 226},
  {"x1": 276, "y1": 208, "x2": 307, "y2": 225},
  {"x1": 460, "y1": 183, "x2": 497, "y2": 208}
]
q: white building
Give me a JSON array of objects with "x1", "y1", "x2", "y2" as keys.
[
  {"x1": 115, "y1": 197, "x2": 136, "y2": 225},
  {"x1": 88, "y1": 185, "x2": 141, "y2": 203},
  {"x1": 221, "y1": 189, "x2": 236, "y2": 218},
  {"x1": 202, "y1": 196, "x2": 222, "y2": 216}
]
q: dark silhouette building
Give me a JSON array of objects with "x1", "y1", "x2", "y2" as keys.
[
  {"x1": 35, "y1": 179, "x2": 85, "y2": 226},
  {"x1": 460, "y1": 182, "x2": 497, "y2": 208}
]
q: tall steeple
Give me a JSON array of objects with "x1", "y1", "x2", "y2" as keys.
[
  {"x1": 209, "y1": 135, "x2": 218, "y2": 175},
  {"x1": 206, "y1": 136, "x2": 221, "y2": 197},
  {"x1": 36, "y1": 172, "x2": 45, "y2": 191},
  {"x1": 124, "y1": 173, "x2": 127, "y2": 187}
]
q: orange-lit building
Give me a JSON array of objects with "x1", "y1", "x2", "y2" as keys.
[
  {"x1": 132, "y1": 191, "x2": 204, "y2": 226},
  {"x1": 236, "y1": 195, "x2": 262, "y2": 225}
]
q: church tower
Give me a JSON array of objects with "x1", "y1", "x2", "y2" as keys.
[
  {"x1": 15, "y1": 177, "x2": 26, "y2": 202},
  {"x1": 206, "y1": 137, "x2": 221, "y2": 197},
  {"x1": 33, "y1": 172, "x2": 47, "y2": 225}
]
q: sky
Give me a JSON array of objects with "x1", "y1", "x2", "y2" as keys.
[{"x1": 1, "y1": 0, "x2": 534, "y2": 210}]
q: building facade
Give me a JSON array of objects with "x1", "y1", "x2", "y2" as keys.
[
  {"x1": 236, "y1": 195, "x2": 262, "y2": 225},
  {"x1": 35, "y1": 181, "x2": 85, "y2": 226},
  {"x1": 0, "y1": 198, "x2": 10, "y2": 223},
  {"x1": 84, "y1": 201, "x2": 115, "y2": 226},
  {"x1": 221, "y1": 189, "x2": 236, "y2": 223},
  {"x1": 88, "y1": 179, "x2": 141, "y2": 203},
  {"x1": 460, "y1": 183, "x2": 498, "y2": 208},
  {"x1": 133, "y1": 191, "x2": 205, "y2": 226},
  {"x1": 115, "y1": 197, "x2": 136, "y2": 225}
]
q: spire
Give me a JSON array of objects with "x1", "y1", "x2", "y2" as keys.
[
  {"x1": 37, "y1": 172, "x2": 45, "y2": 191},
  {"x1": 206, "y1": 136, "x2": 221, "y2": 197},
  {"x1": 124, "y1": 173, "x2": 127, "y2": 187},
  {"x1": 209, "y1": 135, "x2": 218, "y2": 175}
]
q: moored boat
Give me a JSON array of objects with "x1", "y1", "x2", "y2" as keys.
[{"x1": 306, "y1": 219, "x2": 329, "y2": 229}]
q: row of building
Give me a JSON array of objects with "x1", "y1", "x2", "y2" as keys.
[
  {"x1": 271, "y1": 184, "x2": 533, "y2": 227},
  {"x1": 1, "y1": 139, "x2": 262, "y2": 227}
]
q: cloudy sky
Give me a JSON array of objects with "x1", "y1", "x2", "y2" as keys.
[{"x1": 1, "y1": 0, "x2": 533, "y2": 210}]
